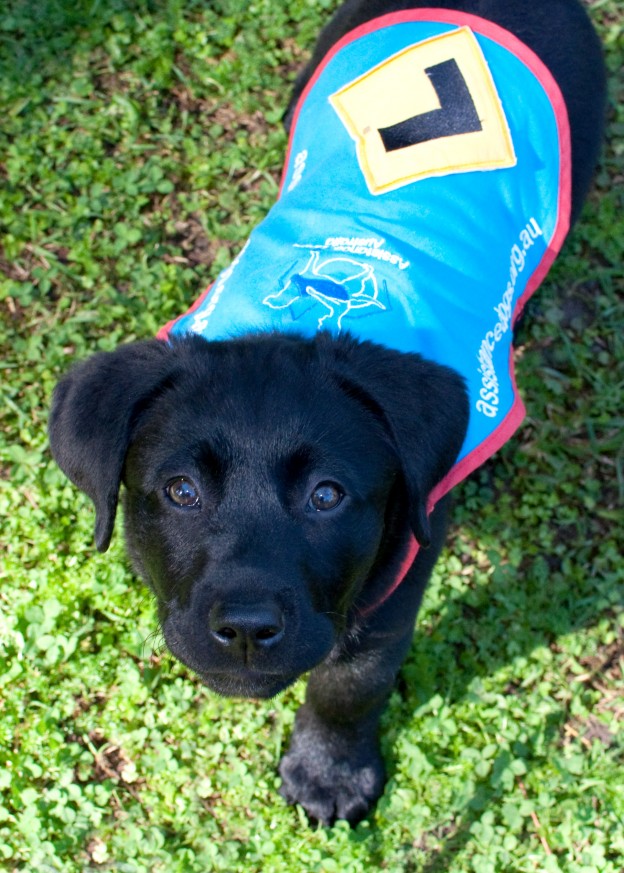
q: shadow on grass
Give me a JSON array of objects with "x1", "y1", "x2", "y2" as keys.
[
  {"x1": 0, "y1": 0, "x2": 184, "y2": 87},
  {"x1": 407, "y1": 464, "x2": 619, "y2": 694},
  {"x1": 416, "y1": 719, "x2": 563, "y2": 873},
  {"x1": 375, "y1": 443, "x2": 622, "y2": 867}
]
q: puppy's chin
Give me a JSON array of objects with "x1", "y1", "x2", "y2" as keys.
[{"x1": 197, "y1": 669, "x2": 301, "y2": 700}]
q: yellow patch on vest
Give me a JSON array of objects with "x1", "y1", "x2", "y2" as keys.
[{"x1": 330, "y1": 26, "x2": 516, "y2": 194}]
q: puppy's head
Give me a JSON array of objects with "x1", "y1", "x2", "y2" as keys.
[{"x1": 49, "y1": 332, "x2": 467, "y2": 697}]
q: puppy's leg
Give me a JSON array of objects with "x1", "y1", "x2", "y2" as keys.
[{"x1": 279, "y1": 500, "x2": 449, "y2": 825}]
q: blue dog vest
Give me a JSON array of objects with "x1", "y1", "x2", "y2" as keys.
[{"x1": 161, "y1": 9, "x2": 571, "y2": 507}]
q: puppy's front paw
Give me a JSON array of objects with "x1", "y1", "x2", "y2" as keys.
[{"x1": 278, "y1": 707, "x2": 385, "y2": 825}]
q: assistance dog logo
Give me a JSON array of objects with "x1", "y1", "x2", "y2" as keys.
[{"x1": 263, "y1": 250, "x2": 388, "y2": 330}]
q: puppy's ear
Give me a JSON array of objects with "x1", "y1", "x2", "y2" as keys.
[
  {"x1": 325, "y1": 335, "x2": 469, "y2": 548},
  {"x1": 49, "y1": 340, "x2": 175, "y2": 552}
]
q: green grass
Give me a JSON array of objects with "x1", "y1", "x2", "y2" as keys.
[{"x1": 0, "y1": 0, "x2": 622, "y2": 870}]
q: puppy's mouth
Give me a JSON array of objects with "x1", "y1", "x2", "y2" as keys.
[{"x1": 196, "y1": 668, "x2": 300, "y2": 700}]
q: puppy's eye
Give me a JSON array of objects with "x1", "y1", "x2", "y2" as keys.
[
  {"x1": 308, "y1": 482, "x2": 343, "y2": 512},
  {"x1": 165, "y1": 477, "x2": 200, "y2": 508}
]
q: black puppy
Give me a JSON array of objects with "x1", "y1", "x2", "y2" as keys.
[{"x1": 49, "y1": 0, "x2": 605, "y2": 825}]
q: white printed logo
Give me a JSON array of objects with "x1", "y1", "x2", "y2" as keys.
[
  {"x1": 263, "y1": 250, "x2": 387, "y2": 330},
  {"x1": 287, "y1": 149, "x2": 308, "y2": 192},
  {"x1": 476, "y1": 217, "x2": 543, "y2": 417}
]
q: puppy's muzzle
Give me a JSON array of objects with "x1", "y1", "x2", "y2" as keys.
[{"x1": 208, "y1": 600, "x2": 286, "y2": 660}]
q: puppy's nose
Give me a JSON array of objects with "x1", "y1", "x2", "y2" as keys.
[{"x1": 208, "y1": 602, "x2": 285, "y2": 655}]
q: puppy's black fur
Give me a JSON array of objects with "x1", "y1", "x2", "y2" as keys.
[{"x1": 49, "y1": 0, "x2": 605, "y2": 825}]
